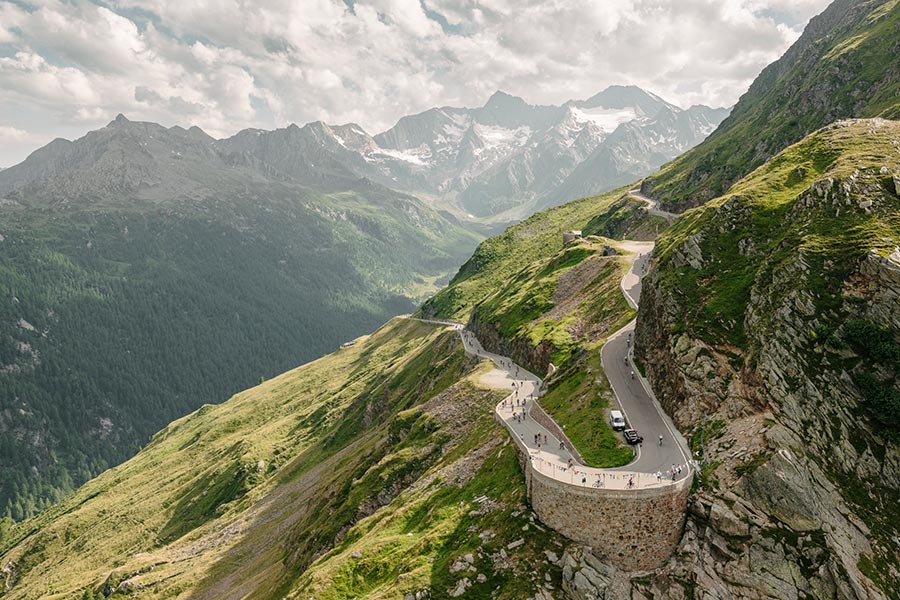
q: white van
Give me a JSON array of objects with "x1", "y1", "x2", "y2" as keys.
[{"x1": 610, "y1": 410, "x2": 626, "y2": 431}]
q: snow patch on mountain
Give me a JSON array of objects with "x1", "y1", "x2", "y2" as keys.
[
  {"x1": 569, "y1": 106, "x2": 638, "y2": 133},
  {"x1": 184, "y1": 86, "x2": 730, "y2": 222},
  {"x1": 474, "y1": 124, "x2": 532, "y2": 152},
  {"x1": 369, "y1": 147, "x2": 431, "y2": 166}
]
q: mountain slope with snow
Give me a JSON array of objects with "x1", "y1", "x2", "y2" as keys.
[{"x1": 272, "y1": 86, "x2": 728, "y2": 223}]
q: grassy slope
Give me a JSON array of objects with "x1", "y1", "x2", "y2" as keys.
[
  {"x1": 292, "y1": 415, "x2": 564, "y2": 600},
  {"x1": 583, "y1": 194, "x2": 671, "y2": 241},
  {"x1": 420, "y1": 186, "x2": 630, "y2": 321},
  {"x1": 644, "y1": 0, "x2": 900, "y2": 209},
  {"x1": 0, "y1": 316, "x2": 576, "y2": 599},
  {"x1": 653, "y1": 119, "x2": 900, "y2": 348},
  {"x1": 0, "y1": 320, "x2": 453, "y2": 593},
  {"x1": 0, "y1": 182, "x2": 482, "y2": 521},
  {"x1": 647, "y1": 119, "x2": 900, "y2": 593}
]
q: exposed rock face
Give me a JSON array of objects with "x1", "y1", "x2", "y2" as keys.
[
  {"x1": 629, "y1": 168, "x2": 900, "y2": 598},
  {"x1": 859, "y1": 248, "x2": 900, "y2": 333},
  {"x1": 468, "y1": 313, "x2": 555, "y2": 377}
]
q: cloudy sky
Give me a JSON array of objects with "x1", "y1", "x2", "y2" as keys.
[{"x1": 0, "y1": 0, "x2": 831, "y2": 166}]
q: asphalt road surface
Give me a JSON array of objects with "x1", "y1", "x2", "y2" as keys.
[
  {"x1": 600, "y1": 248, "x2": 690, "y2": 475},
  {"x1": 627, "y1": 187, "x2": 680, "y2": 219},
  {"x1": 412, "y1": 241, "x2": 693, "y2": 488}
]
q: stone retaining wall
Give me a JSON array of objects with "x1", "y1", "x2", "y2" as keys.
[
  {"x1": 527, "y1": 465, "x2": 690, "y2": 571},
  {"x1": 498, "y1": 413, "x2": 691, "y2": 572},
  {"x1": 529, "y1": 400, "x2": 586, "y2": 464}
]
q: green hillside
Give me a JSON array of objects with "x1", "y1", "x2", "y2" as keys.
[
  {"x1": 421, "y1": 184, "x2": 655, "y2": 321},
  {"x1": 652, "y1": 119, "x2": 900, "y2": 350},
  {"x1": 0, "y1": 180, "x2": 653, "y2": 598},
  {"x1": 0, "y1": 318, "x2": 566, "y2": 599},
  {"x1": 643, "y1": 0, "x2": 900, "y2": 211},
  {"x1": 636, "y1": 118, "x2": 900, "y2": 596},
  {"x1": 0, "y1": 139, "x2": 481, "y2": 522}
]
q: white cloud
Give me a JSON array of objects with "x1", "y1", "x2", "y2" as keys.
[
  {"x1": 0, "y1": 125, "x2": 51, "y2": 160},
  {"x1": 0, "y1": 0, "x2": 834, "y2": 166},
  {"x1": 0, "y1": 125, "x2": 32, "y2": 142}
]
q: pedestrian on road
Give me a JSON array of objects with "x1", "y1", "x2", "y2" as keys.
[{"x1": 581, "y1": 474, "x2": 586, "y2": 485}]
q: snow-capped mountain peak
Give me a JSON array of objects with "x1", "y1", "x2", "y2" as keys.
[{"x1": 226, "y1": 86, "x2": 728, "y2": 222}]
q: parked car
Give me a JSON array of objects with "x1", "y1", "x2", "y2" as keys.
[
  {"x1": 609, "y1": 410, "x2": 627, "y2": 431},
  {"x1": 623, "y1": 429, "x2": 643, "y2": 445}
]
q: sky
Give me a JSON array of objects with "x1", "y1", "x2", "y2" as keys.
[{"x1": 0, "y1": 0, "x2": 832, "y2": 167}]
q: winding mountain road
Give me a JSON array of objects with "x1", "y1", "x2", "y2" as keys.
[
  {"x1": 600, "y1": 244, "x2": 690, "y2": 476},
  {"x1": 627, "y1": 187, "x2": 680, "y2": 219},
  {"x1": 414, "y1": 238, "x2": 693, "y2": 490}
]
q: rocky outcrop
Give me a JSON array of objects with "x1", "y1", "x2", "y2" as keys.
[
  {"x1": 630, "y1": 168, "x2": 900, "y2": 598},
  {"x1": 468, "y1": 313, "x2": 556, "y2": 377},
  {"x1": 857, "y1": 248, "x2": 900, "y2": 333}
]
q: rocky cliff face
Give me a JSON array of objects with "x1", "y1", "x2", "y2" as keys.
[
  {"x1": 468, "y1": 313, "x2": 556, "y2": 378},
  {"x1": 629, "y1": 121, "x2": 900, "y2": 599}
]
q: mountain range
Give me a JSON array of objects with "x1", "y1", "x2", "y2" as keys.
[
  {"x1": 0, "y1": 114, "x2": 481, "y2": 520},
  {"x1": 0, "y1": 84, "x2": 724, "y2": 521},
  {"x1": 5, "y1": 0, "x2": 900, "y2": 597},
  {"x1": 302, "y1": 85, "x2": 727, "y2": 222}
]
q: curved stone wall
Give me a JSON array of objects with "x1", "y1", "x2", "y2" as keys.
[
  {"x1": 498, "y1": 420, "x2": 691, "y2": 572},
  {"x1": 528, "y1": 399, "x2": 586, "y2": 464},
  {"x1": 526, "y1": 464, "x2": 690, "y2": 571}
]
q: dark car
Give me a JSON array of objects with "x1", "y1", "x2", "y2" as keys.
[{"x1": 623, "y1": 429, "x2": 643, "y2": 445}]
